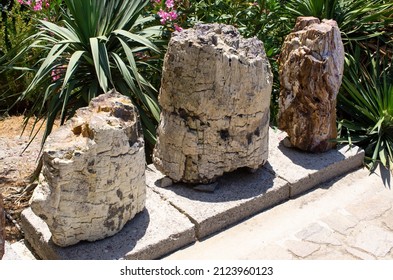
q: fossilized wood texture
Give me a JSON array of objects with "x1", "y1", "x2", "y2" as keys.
[
  {"x1": 0, "y1": 193, "x2": 4, "y2": 259},
  {"x1": 30, "y1": 90, "x2": 146, "y2": 247},
  {"x1": 278, "y1": 17, "x2": 344, "y2": 152},
  {"x1": 153, "y1": 23, "x2": 273, "y2": 183}
]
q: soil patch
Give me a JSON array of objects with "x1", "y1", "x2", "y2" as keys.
[{"x1": 0, "y1": 116, "x2": 56, "y2": 242}]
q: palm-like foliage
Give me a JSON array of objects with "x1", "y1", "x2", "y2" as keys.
[
  {"x1": 5, "y1": 0, "x2": 162, "y2": 146},
  {"x1": 338, "y1": 51, "x2": 393, "y2": 170},
  {"x1": 285, "y1": 0, "x2": 393, "y2": 46}
]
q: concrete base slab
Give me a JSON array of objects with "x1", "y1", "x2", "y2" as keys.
[
  {"x1": 147, "y1": 165, "x2": 290, "y2": 239},
  {"x1": 18, "y1": 128, "x2": 365, "y2": 260},
  {"x1": 267, "y1": 129, "x2": 365, "y2": 197},
  {"x1": 21, "y1": 188, "x2": 195, "y2": 260}
]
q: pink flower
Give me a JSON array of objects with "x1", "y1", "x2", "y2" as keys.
[
  {"x1": 18, "y1": 0, "x2": 49, "y2": 11},
  {"x1": 157, "y1": 9, "x2": 171, "y2": 24},
  {"x1": 51, "y1": 69, "x2": 61, "y2": 81},
  {"x1": 34, "y1": 3, "x2": 43, "y2": 11},
  {"x1": 166, "y1": 0, "x2": 174, "y2": 9},
  {"x1": 174, "y1": 24, "x2": 182, "y2": 32},
  {"x1": 51, "y1": 65, "x2": 66, "y2": 81},
  {"x1": 168, "y1": 10, "x2": 178, "y2": 21}
]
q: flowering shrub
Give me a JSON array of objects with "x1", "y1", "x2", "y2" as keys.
[
  {"x1": 17, "y1": 0, "x2": 50, "y2": 11},
  {"x1": 16, "y1": 0, "x2": 62, "y2": 21},
  {"x1": 0, "y1": 0, "x2": 64, "y2": 114},
  {"x1": 151, "y1": 0, "x2": 182, "y2": 32}
]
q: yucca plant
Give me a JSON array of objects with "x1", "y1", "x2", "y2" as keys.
[
  {"x1": 285, "y1": 0, "x2": 393, "y2": 46},
  {"x1": 4, "y1": 0, "x2": 162, "y2": 147},
  {"x1": 338, "y1": 51, "x2": 393, "y2": 171}
]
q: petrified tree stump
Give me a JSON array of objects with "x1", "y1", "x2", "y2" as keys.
[
  {"x1": 278, "y1": 17, "x2": 344, "y2": 152},
  {"x1": 153, "y1": 23, "x2": 273, "y2": 183},
  {"x1": 0, "y1": 193, "x2": 4, "y2": 259},
  {"x1": 30, "y1": 90, "x2": 146, "y2": 247}
]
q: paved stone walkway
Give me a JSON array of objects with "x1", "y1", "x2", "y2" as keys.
[{"x1": 164, "y1": 166, "x2": 393, "y2": 260}]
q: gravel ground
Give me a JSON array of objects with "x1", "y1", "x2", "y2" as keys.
[{"x1": 0, "y1": 116, "x2": 48, "y2": 242}]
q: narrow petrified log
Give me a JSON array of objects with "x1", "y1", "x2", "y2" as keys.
[
  {"x1": 278, "y1": 17, "x2": 344, "y2": 152},
  {"x1": 153, "y1": 23, "x2": 273, "y2": 183},
  {"x1": 30, "y1": 90, "x2": 146, "y2": 247}
]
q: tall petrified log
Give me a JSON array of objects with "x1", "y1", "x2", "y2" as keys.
[
  {"x1": 278, "y1": 17, "x2": 345, "y2": 152},
  {"x1": 30, "y1": 90, "x2": 146, "y2": 247},
  {"x1": 153, "y1": 23, "x2": 273, "y2": 183}
]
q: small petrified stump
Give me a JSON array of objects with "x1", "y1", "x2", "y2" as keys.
[
  {"x1": 278, "y1": 17, "x2": 344, "y2": 152},
  {"x1": 153, "y1": 23, "x2": 273, "y2": 183},
  {"x1": 0, "y1": 193, "x2": 4, "y2": 259},
  {"x1": 30, "y1": 90, "x2": 146, "y2": 247}
]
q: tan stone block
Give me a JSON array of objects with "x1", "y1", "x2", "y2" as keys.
[
  {"x1": 30, "y1": 90, "x2": 146, "y2": 247},
  {"x1": 153, "y1": 23, "x2": 273, "y2": 183}
]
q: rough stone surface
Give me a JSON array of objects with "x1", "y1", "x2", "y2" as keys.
[
  {"x1": 295, "y1": 222, "x2": 341, "y2": 246},
  {"x1": 0, "y1": 193, "x2": 4, "y2": 259},
  {"x1": 153, "y1": 23, "x2": 273, "y2": 183},
  {"x1": 21, "y1": 188, "x2": 195, "y2": 260},
  {"x1": 346, "y1": 193, "x2": 393, "y2": 221},
  {"x1": 29, "y1": 90, "x2": 146, "y2": 247},
  {"x1": 285, "y1": 240, "x2": 320, "y2": 258},
  {"x1": 321, "y1": 211, "x2": 359, "y2": 235},
  {"x1": 345, "y1": 247, "x2": 377, "y2": 260},
  {"x1": 267, "y1": 129, "x2": 365, "y2": 197},
  {"x1": 147, "y1": 164, "x2": 289, "y2": 239},
  {"x1": 348, "y1": 225, "x2": 393, "y2": 257},
  {"x1": 382, "y1": 209, "x2": 393, "y2": 231},
  {"x1": 278, "y1": 17, "x2": 344, "y2": 152}
]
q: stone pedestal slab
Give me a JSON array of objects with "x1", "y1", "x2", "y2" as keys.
[
  {"x1": 19, "y1": 129, "x2": 364, "y2": 259},
  {"x1": 21, "y1": 188, "x2": 195, "y2": 260},
  {"x1": 266, "y1": 129, "x2": 365, "y2": 197},
  {"x1": 147, "y1": 165, "x2": 290, "y2": 239}
]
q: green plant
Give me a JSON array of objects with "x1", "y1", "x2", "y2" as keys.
[
  {"x1": 338, "y1": 50, "x2": 393, "y2": 171},
  {"x1": 0, "y1": 1, "x2": 42, "y2": 113},
  {"x1": 4, "y1": 0, "x2": 162, "y2": 148},
  {"x1": 285, "y1": 0, "x2": 393, "y2": 47}
]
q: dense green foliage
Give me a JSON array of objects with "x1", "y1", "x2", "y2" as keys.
[
  {"x1": 1, "y1": 0, "x2": 162, "y2": 149},
  {"x1": 338, "y1": 50, "x2": 393, "y2": 170}
]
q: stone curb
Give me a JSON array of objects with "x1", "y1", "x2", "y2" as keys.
[
  {"x1": 146, "y1": 166, "x2": 290, "y2": 239},
  {"x1": 266, "y1": 129, "x2": 365, "y2": 197},
  {"x1": 18, "y1": 128, "x2": 365, "y2": 260},
  {"x1": 20, "y1": 188, "x2": 195, "y2": 260}
]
